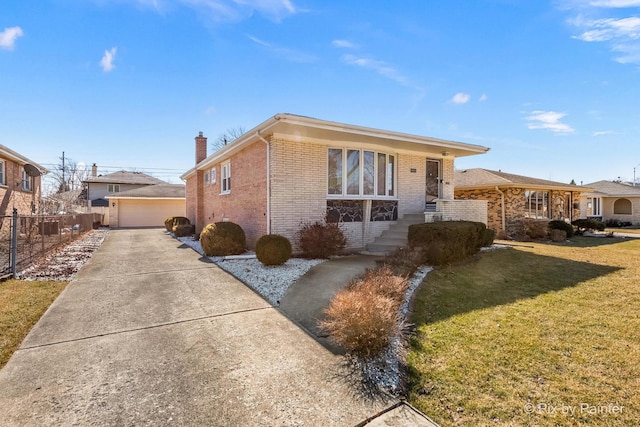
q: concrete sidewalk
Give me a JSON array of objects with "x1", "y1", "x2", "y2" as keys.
[{"x1": 0, "y1": 229, "x2": 396, "y2": 426}]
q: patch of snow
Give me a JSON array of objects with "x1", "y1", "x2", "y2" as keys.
[{"x1": 18, "y1": 229, "x2": 109, "y2": 281}]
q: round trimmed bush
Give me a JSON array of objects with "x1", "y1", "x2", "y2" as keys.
[
  {"x1": 165, "y1": 216, "x2": 190, "y2": 231},
  {"x1": 164, "y1": 216, "x2": 175, "y2": 231},
  {"x1": 199, "y1": 221, "x2": 246, "y2": 256},
  {"x1": 256, "y1": 234, "x2": 292, "y2": 266},
  {"x1": 173, "y1": 223, "x2": 195, "y2": 237}
]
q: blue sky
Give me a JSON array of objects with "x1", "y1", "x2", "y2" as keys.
[{"x1": 2, "y1": 0, "x2": 639, "y2": 189}]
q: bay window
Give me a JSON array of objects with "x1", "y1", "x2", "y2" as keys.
[{"x1": 328, "y1": 148, "x2": 396, "y2": 197}]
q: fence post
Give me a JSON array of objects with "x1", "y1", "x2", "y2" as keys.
[{"x1": 10, "y1": 208, "x2": 18, "y2": 278}]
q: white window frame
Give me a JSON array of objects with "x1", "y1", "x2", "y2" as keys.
[
  {"x1": 211, "y1": 167, "x2": 217, "y2": 184},
  {"x1": 21, "y1": 170, "x2": 32, "y2": 192},
  {"x1": 221, "y1": 162, "x2": 231, "y2": 194},
  {"x1": 524, "y1": 190, "x2": 549, "y2": 219},
  {"x1": 327, "y1": 148, "x2": 396, "y2": 199},
  {"x1": 587, "y1": 197, "x2": 602, "y2": 217},
  {"x1": 0, "y1": 160, "x2": 5, "y2": 186},
  {"x1": 108, "y1": 184, "x2": 120, "y2": 193}
]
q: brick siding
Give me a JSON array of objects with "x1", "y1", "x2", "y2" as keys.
[{"x1": 455, "y1": 187, "x2": 583, "y2": 236}]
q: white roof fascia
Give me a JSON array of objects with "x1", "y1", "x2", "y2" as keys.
[
  {"x1": 274, "y1": 113, "x2": 490, "y2": 154},
  {"x1": 0, "y1": 144, "x2": 49, "y2": 174}
]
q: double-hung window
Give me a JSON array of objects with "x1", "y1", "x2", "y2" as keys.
[
  {"x1": 0, "y1": 160, "x2": 5, "y2": 186},
  {"x1": 328, "y1": 148, "x2": 395, "y2": 197},
  {"x1": 21, "y1": 170, "x2": 32, "y2": 191},
  {"x1": 211, "y1": 167, "x2": 217, "y2": 184},
  {"x1": 587, "y1": 197, "x2": 601, "y2": 217},
  {"x1": 221, "y1": 162, "x2": 231, "y2": 193},
  {"x1": 108, "y1": 184, "x2": 120, "y2": 193},
  {"x1": 204, "y1": 170, "x2": 210, "y2": 186}
]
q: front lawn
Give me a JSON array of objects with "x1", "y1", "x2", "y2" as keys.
[
  {"x1": 408, "y1": 236, "x2": 640, "y2": 426},
  {"x1": 0, "y1": 279, "x2": 67, "y2": 368}
]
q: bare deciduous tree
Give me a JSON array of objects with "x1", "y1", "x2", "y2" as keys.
[{"x1": 211, "y1": 126, "x2": 246, "y2": 152}]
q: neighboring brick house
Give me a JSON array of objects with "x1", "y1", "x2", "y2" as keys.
[
  {"x1": 454, "y1": 168, "x2": 591, "y2": 237},
  {"x1": 0, "y1": 144, "x2": 47, "y2": 218},
  {"x1": 580, "y1": 180, "x2": 640, "y2": 225},
  {"x1": 84, "y1": 165, "x2": 168, "y2": 226},
  {"x1": 182, "y1": 113, "x2": 490, "y2": 251}
]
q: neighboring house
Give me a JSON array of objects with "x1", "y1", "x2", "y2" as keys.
[
  {"x1": 182, "y1": 113, "x2": 490, "y2": 251},
  {"x1": 84, "y1": 165, "x2": 170, "y2": 226},
  {"x1": 580, "y1": 180, "x2": 640, "y2": 225},
  {"x1": 0, "y1": 144, "x2": 48, "y2": 219},
  {"x1": 454, "y1": 168, "x2": 592, "y2": 237},
  {"x1": 106, "y1": 184, "x2": 186, "y2": 228}
]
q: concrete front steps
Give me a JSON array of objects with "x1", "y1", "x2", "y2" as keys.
[{"x1": 364, "y1": 213, "x2": 425, "y2": 255}]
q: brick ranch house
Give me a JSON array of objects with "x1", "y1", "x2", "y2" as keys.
[
  {"x1": 1, "y1": 144, "x2": 47, "y2": 218},
  {"x1": 182, "y1": 114, "x2": 490, "y2": 251},
  {"x1": 454, "y1": 168, "x2": 592, "y2": 237}
]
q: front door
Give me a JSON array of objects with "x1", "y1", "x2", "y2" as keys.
[{"x1": 426, "y1": 159, "x2": 441, "y2": 210}]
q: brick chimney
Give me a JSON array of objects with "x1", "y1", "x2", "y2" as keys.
[
  {"x1": 195, "y1": 131, "x2": 207, "y2": 164},
  {"x1": 91, "y1": 163, "x2": 98, "y2": 177}
]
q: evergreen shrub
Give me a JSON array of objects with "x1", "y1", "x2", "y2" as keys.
[
  {"x1": 255, "y1": 234, "x2": 292, "y2": 266},
  {"x1": 199, "y1": 222, "x2": 246, "y2": 256}
]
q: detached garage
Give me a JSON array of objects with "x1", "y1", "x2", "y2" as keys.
[{"x1": 107, "y1": 184, "x2": 186, "y2": 228}]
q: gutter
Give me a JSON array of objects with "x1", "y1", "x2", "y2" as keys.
[
  {"x1": 495, "y1": 186, "x2": 506, "y2": 231},
  {"x1": 256, "y1": 131, "x2": 272, "y2": 235}
]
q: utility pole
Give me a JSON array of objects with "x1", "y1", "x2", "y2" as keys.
[{"x1": 61, "y1": 151, "x2": 66, "y2": 192}]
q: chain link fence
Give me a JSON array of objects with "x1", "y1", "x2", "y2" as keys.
[{"x1": 0, "y1": 210, "x2": 100, "y2": 279}]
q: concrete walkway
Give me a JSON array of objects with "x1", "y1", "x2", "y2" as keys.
[
  {"x1": 279, "y1": 254, "x2": 382, "y2": 353},
  {"x1": 0, "y1": 229, "x2": 396, "y2": 426}
]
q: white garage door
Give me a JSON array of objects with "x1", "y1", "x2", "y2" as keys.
[{"x1": 118, "y1": 199, "x2": 186, "y2": 228}]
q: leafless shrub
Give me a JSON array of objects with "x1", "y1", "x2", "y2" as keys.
[{"x1": 320, "y1": 287, "x2": 402, "y2": 360}]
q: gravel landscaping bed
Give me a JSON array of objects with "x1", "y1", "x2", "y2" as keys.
[
  {"x1": 176, "y1": 235, "x2": 324, "y2": 305},
  {"x1": 17, "y1": 229, "x2": 110, "y2": 281}
]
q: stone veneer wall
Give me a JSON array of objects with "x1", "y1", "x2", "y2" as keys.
[{"x1": 455, "y1": 187, "x2": 583, "y2": 236}]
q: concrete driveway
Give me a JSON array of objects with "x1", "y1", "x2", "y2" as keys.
[{"x1": 0, "y1": 229, "x2": 391, "y2": 426}]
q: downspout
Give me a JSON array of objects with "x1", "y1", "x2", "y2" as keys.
[
  {"x1": 256, "y1": 132, "x2": 271, "y2": 235},
  {"x1": 495, "y1": 186, "x2": 506, "y2": 232}
]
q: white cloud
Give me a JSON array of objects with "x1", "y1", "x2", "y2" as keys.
[
  {"x1": 332, "y1": 39, "x2": 357, "y2": 49},
  {"x1": 0, "y1": 26, "x2": 24, "y2": 50},
  {"x1": 594, "y1": 130, "x2": 616, "y2": 136},
  {"x1": 248, "y1": 34, "x2": 316, "y2": 62},
  {"x1": 567, "y1": 1, "x2": 640, "y2": 65},
  {"x1": 181, "y1": 0, "x2": 298, "y2": 23},
  {"x1": 589, "y1": 0, "x2": 640, "y2": 7},
  {"x1": 573, "y1": 17, "x2": 640, "y2": 42},
  {"x1": 525, "y1": 110, "x2": 575, "y2": 134},
  {"x1": 451, "y1": 92, "x2": 470, "y2": 104},
  {"x1": 100, "y1": 47, "x2": 117, "y2": 72},
  {"x1": 342, "y1": 54, "x2": 409, "y2": 85},
  {"x1": 479, "y1": 93, "x2": 488, "y2": 102}
]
